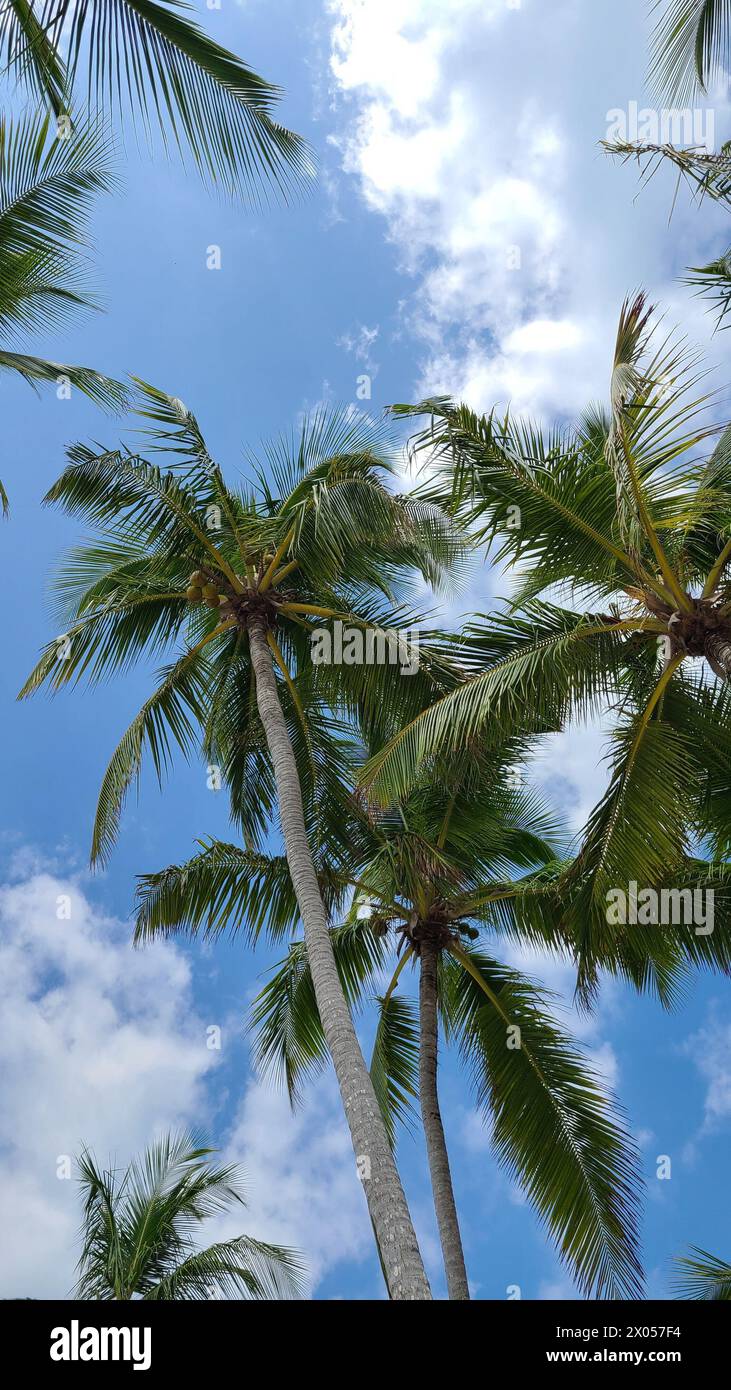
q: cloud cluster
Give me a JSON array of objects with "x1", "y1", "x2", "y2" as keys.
[
  {"x1": 0, "y1": 865, "x2": 378, "y2": 1298},
  {"x1": 0, "y1": 870, "x2": 216, "y2": 1297},
  {"x1": 328, "y1": 0, "x2": 727, "y2": 420}
]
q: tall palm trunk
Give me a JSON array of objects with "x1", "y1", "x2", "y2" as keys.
[
  {"x1": 705, "y1": 633, "x2": 731, "y2": 680},
  {"x1": 247, "y1": 618, "x2": 431, "y2": 1300},
  {"x1": 418, "y1": 941, "x2": 470, "y2": 1300}
]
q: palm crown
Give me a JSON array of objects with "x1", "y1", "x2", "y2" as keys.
[
  {"x1": 135, "y1": 751, "x2": 645, "y2": 1300},
  {"x1": 20, "y1": 384, "x2": 458, "y2": 863},
  {"x1": 0, "y1": 0, "x2": 312, "y2": 201},
  {"x1": 74, "y1": 1130, "x2": 304, "y2": 1299},
  {"x1": 363, "y1": 296, "x2": 731, "y2": 1003}
]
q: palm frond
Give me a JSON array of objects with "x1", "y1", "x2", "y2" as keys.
[
  {"x1": 362, "y1": 605, "x2": 634, "y2": 805},
  {"x1": 369, "y1": 987, "x2": 420, "y2": 1149},
  {"x1": 135, "y1": 839, "x2": 308, "y2": 945},
  {"x1": 649, "y1": 0, "x2": 731, "y2": 102},
  {"x1": 90, "y1": 646, "x2": 213, "y2": 865},
  {"x1": 0, "y1": 0, "x2": 314, "y2": 202},
  {"x1": 74, "y1": 1130, "x2": 304, "y2": 1299},
  {"x1": 0, "y1": 349, "x2": 127, "y2": 405},
  {"x1": 144, "y1": 1235, "x2": 305, "y2": 1300},
  {"x1": 671, "y1": 1246, "x2": 731, "y2": 1299},
  {"x1": 249, "y1": 921, "x2": 390, "y2": 1105},
  {"x1": 443, "y1": 946, "x2": 644, "y2": 1300}
]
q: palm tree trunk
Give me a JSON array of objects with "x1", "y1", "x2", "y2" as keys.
[
  {"x1": 418, "y1": 941, "x2": 470, "y2": 1300},
  {"x1": 247, "y1": 618, "x2": 431, "y2": 1300},
  {"x1": 705, "y1": 633, "x2": 731, "y2": 680}
]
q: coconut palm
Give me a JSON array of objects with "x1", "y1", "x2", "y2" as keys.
[
  {"x1": 135, "y1": 750, "x2": 646, "y2": 1301},
  {"x1": 0, "y1": 110, "x2": 128, "y2": 511},
  {"x1": 74, "y1": 1130, "x2": 304, "y2": 1299},
  {"x1": 20, "y1": 384, "x2": 462, "y2": 1298},
  {"x1": 362, "y1": 295, "x2": 731, "y2": 1004},
  {"x1": 0, "y1": 1, "x2": 311, "y2": 202},
  {"x1": 671, "y1": 1246, "x2": 731, "y2": 1299}
]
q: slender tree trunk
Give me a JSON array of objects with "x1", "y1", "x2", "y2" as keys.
[
  {"x1": 418, "y1": 941, "x2": 470, "y2": 1300},
  {"x1": 247, "y1": 618, "x2": 431, "y2": 1300},
  {"x1": 705, "y1": 632, "x2": 731, "y2": 680}
]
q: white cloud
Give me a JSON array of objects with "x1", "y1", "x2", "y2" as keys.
[
  {"x1": 683, "y1": 1004, "x2": 731, "y2": 1135},
  {"x1": 528, "y1": 719, "x2": 615, "y2": 835},
  {"x1": 336, "y1": 321, "x2": 381, "y2": 376},
  {"x1": 0, "y1": 869, "x2": 217, "y2": 1298},
  {"x1": 214, "y1": 1076, "x2": 376, "y2": 1296},
  {"x1": 328, "y1": 0, "x2": 730, "y2": 420},
  {"x1": 0, "y1": 865, "x2": 386, "y2": 1300}
]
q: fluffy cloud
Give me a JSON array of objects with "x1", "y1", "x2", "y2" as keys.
[
  {"x1": 215, "y1": 1078, "x2": 375, "y2": 1295},
  {"x1": 328, "y1": 0, "x2": 728, "y2": 420},
  {"x1": 325, "y1": 0, "x2": 731, "y2": 855},
  {"x1": 0, "y1": 868, "x2": 217, "y2": 1297},
  {"x1": 0, "y1": 864, "x2": 382, "y2": 1299}
]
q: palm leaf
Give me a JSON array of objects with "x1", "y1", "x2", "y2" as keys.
[
  {"x1": 443, "y1": 946, "x2": 644, "y2": 1300},
  {"x1": 0, "y1": 0, "x2": 314, "y2": 202},
  {"x1": 1, "y1": 0, "x2": 314, "y2": 202},
  {"x1": 0, "y1": 349, "x2": 127, "y2": 405},
  {"x1": 649, "y1": 0, "x2": 731, "y2": 101},
  {"x1": 74, "y1": 1129, "x2": 304, "y2": 1299},
  {"x1": 369, "y1": 987, "x2": 420, "y2": 1149},
  {"x1": 135, "y1": 839, "x2": 312, "y2": 945},
  {"x1": 249, "y1": 921, "x2": 390, "y2": 1105},
  {"x1": 671, "y1": 1246, "x2": 731, "y2": 1299},
  {"x1": 89, "y1": 644, "x2": 214, "y2": 865},
  {"x1": 144, "y1": 1235, "x2": 305, "y2": 1300}
]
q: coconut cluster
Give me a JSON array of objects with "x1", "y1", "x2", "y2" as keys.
[{"x1": 186, "y1": 570, "x2": 229, "y2": 610}]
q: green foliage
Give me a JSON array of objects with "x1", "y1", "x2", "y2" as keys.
[
  {"x1": 442, "y1": 946, "x2": 644, "y2": 1299},
  {"x1": 649, "y1": 0, "x2": 731, "y2": 102},
  {"x1": 146, "y1": 756, "x2": 644, "y2": 1298},
  {"x1": 0, "y1": 112, "x2": 128, "y2": 508},
  {"x1": 369, "y1": 991, "x2": 420, "y2": 1148},
  {"x1": 74, "y1": 1130, "x2": 305, "y2": 1299},
  {"x1": 671, "y1": 1246, "x2": 731, "y2": 1299},
  {"x1": 0, "y1": 0, "x2": 313, "y2": 201},
  {"x1": 370, "y1": 302, "x2": 731, "y2": 1002},
  {"x1": 22, "y1": 388, "x2": 459, "y2": 867}
]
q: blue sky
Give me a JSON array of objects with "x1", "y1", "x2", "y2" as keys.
[{"x1": 2, "y1": 0, "x2": 731, "y2": 1300}]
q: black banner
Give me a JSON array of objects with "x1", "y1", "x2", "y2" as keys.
[{"x1": 1, "y1": 1297, "x2": 724, "y2": 1375}]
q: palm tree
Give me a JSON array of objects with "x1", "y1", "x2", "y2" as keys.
[
  {"x1": 362, "y1": 295, "x2": 731, "y2": 1004},
  {"x1": 135, "y1": 751, "x2": 646, "y2": 1301},
  {"x1": 0, "y1": 110, "x2": 128, "y2": 511},
  {"x1": 21, "y1": 384, "x2": 461, "y2": 1298},
  {"x1": 74, "y1": 1130, "x2": 304, "y2": 1298},
  {"x1": 0, "y1": 0, "x2": 312, "y2": 202},
  {"x1": 671, "y1": 1247, "x2": 731, "y2": 1299}
]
